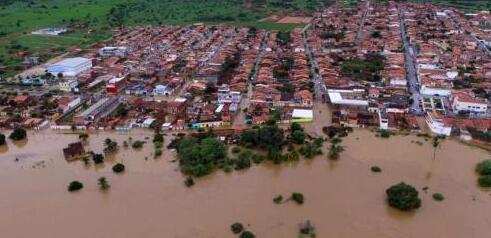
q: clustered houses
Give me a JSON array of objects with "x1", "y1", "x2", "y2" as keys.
[
  {"x1": 247, "y1": 29, "x2": 314, "y2": 125},
  {"x1": 6, "y1": 1, "x2": 491, "y2": 144},
  {"x1": 400, "y1": 3, "x2": 491, "y2": 136},
  {"x1": 308, "y1": 1, "x2": 416, "y2": 130}
]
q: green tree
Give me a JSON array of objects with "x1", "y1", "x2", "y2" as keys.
[
  {"x1": 98, "y1": 177, "x2": 110, "y2": 191},
  {"x1": 386, "y1": 182, "x2": 421, "y2": 211},
  {"x1": 0, "y1": 133, "x2": 5, "y2": 145},
  {"x1": 68, "y1": 181, "x2": 83, "y2": 192},
  {"x1": 9, "y1": 128, "x2": 26, "y2": 141},
  {"x1": 292, "y1": 130, "x2": 306, "y2": 144},
  {"x1": 112, "y1": 163, "x2": 125, "y2": 173},
  {"x1": 230, "y1": 223, "x2": 244, "y2": 234}
]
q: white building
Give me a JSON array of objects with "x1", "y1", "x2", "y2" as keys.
[
  {"x1": 99, "y1": 47, "x2": 128, "y2": 57},
  {"x1": 47, "y1": 57, "x2": 92, "y2": 77},
  {"x1": 451, "y1": 92, "x2": 488, "y2": 113},
  {"x1": 153, "y1": 85, "x2": 174, "y2": 96},
  {"x1": 425, "y1": 112, "x2": 452, "y2": 136},
  {"x1": 59, "y1": 79, "x2": 79, "y2": 92},
  {"x1": 217, "y1": 84, "x2": 241, "y2": 104}
]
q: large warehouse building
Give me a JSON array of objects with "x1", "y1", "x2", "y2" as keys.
[{"x1": 47, "y1": 57, "x2": 92, "y2": 77}]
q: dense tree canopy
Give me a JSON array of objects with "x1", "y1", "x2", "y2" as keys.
[
  {"x1": 178, "y1": 137, "x2": 227, "y2": 177},
  {"x1": 9, "y1": 128, "x2": 26, "y2": 141},
  {"x1": 386, "y1": 182, "x2": 421, "y2": 211}
]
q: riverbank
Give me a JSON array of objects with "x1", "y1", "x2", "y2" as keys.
[{"x1": 0, "y1": 129, "x2": 489, "y2": 237}]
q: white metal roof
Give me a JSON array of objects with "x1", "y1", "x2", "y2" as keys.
[
  {"x1": 292, "y1": 109, "x2": 313, "y2": 119},
  {"x1": 328, "y1": 92, "x2": 369, "y2": 106}
]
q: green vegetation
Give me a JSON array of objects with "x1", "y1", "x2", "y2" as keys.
[
  {"x1": 291, "y1": 192, "x2": 305, "y2": 205},
  {"x1": 112, "y1": 163, "x2": 125, "y2": 173},
  {"x1": 386, "y1": 182, "x2": 421, "y2": 211},
  {"x1": 327, "y1": 137, "x2": 344, "y2": 160},
  {"x1": 235, "y1": 150, "x2": 253, "y2": 170},
  {"x1": 478, "y1": 176, "x2": 491, "y2": 187},
  {"x1": 184, "y1": 177, "x2": 195, "y2": 187},
  {"x1": 177, "y1": 136, "x2": 227, "y2": 177},
  {"x1": 0, "y1": 133, "x2": 5, "y2": 145},
  {"x1": 299, "y1": 220, "x2": 316, "y2": 238},
  {"x1": 377, "y1": 129, "x2": 393, "y2": 138},
  {"x1": 131, "y1": 140, "x2": 145, "y2": 149},
  {"x1": 475, "y1": 160, "x2": 491, "y2": 188},
  {"x1": 98, "y1": 177, "x2": 110, "y2": 191},
  {"x1": 9, "y1": 128, "x2": 26, "y2": 141},
  {"x1": 413, "y1": 0, "x2": 491, "y2": 12},
  {"x1": 103, "y1": 138, "x2": 118, "y2": 154},
  {"x1": 239, "y1": 231, "x2": 255, "y2": 238},
  {"x1": 476, "y1": 160, "x2": 491, "y2": 176},
  {"x1": 432, "y1": 193, "x2": 445, "y2": 201},
  {"x1": 231, "y1": 222, "x2": 244, "y2": 234},
  {"x1": 299, "y1": 140, "x2": 322, "y2": 159},
  {"x1": 371, "y1": 166, "x2": 382, "y2": 173},
  {"x1": 232, "y1": 146, "x2": 241, "y2": 154},
  {"x1": 273, "y1": 195, "x2": 283, "y2": 204},
  {"x1": 341, "y1": 53, "x2": 385, "y2": 82},
  {"x1": 92, "y1": 153, "x2": 104, "y2": 164},
  {"x1": 67, "y1": 180, "x2": 83, "y2": 192}
]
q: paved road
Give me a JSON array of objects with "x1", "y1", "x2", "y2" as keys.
[
  {"x1": 355, "y1": 0, "x2": 371, "y2": 46},
  {"x1": 302, "y1": 27, "x2": 326, "y2": 102},
  {"x1": 398, "y1": 5, "x2": 424, "y2": 115}
]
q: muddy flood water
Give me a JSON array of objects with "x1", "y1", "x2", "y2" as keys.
[{"x1": 0, "y1": 129, "x2": 490, "y2": 238}]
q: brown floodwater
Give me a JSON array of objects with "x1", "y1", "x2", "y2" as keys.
[{"x1": 0, "y1": 129, "x2": 490, "y2": 238}]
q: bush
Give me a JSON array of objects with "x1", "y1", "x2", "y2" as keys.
[
  {"x1": 273, "y1": 195, "x2": 283, "y2": 204},
  {"x1": 371, "y1": 166, "x2": 382, "y2": 173},
  {"x1": 292, "y1": 130, "x2": 306, "y2": 144},
  {"x1": 68, "y1": 181, "x2": 83, "y2": 192},
  {"x1": 432, "y1": 193, "x2": 445, "y2": 201},
  {"x1": 93, "y1": 154, "x2": 105, "y2": 164},
  {"x1": 184, "y1": 177, "x2": 195, "y2": 187},
  {"x1": 231, "y1": 146, "x2": 241, "y2": 154},
  {"x1": 476, "y1": 160, "x2": 491, "y2": 176},
  {"x1": 230, "y1": 222, "x2": 244, "y2": 234},
  {"x1": 478, "y1": 175, "x2": 491, "y2": 187},
  {"x1": 235, "y1": 153, "x2": 251, "y2": 170},
  {"x1": 291, "y1": 192, "x2": 304, "y2": 204},
  {"x1": 378, "y1": 129, "x2": 392, "y2": 138},
  {"x1": 251, "y1": 154, "x2": 264, "y2": 164},
  {"x1": 132, "y1": 140, "x2": 145, "y2": 149},
  {"x1": 9, "y1": 128, "x2": 27, "y2": 141},
  {"x1": 155, "y1": 149, "x2": 163, "y2": 157},
  {"x1": 112, "y1": 163, "x2": 125, "y2": 173},
  {"x1": 386, "y1": 182, "x2": 421, "y2": 211},
  {"x1": 239, "y1": 231, "x2": 255, "y2": 238}
]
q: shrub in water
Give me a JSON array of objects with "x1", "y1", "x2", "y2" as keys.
[
  {"x1": 68, "y1": 181, "x2": 83, "y2": 192},
  {"x1": 291, "y1": 192, "x2": 304, "y2": 205},
  {"x1": 478, "y1": 175, "x2": 491, "y2": 188},
  {"x1": 432, "y1": 193, "x2": 445, "y2": 201},
  {"x1": 230, "y1": 222, "x2": 243, "y2": 234},
  {"x1": 112, "y1": 163, "x2": 125, "y2": 173},
  {"x1": 371, "y1": 166, "x2": 382, "y2": 173}
]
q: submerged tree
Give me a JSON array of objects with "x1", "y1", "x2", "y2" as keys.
[
  {"x1": 386, "y1": 182, "x2": 421, "y2": 211},
  {"x1": 98, "y1": 177, "x2": 110, "y2": 191}
]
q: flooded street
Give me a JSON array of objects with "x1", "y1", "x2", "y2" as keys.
[{"x1": 0, "y1": 129, "x2": 490, "y2": 238}]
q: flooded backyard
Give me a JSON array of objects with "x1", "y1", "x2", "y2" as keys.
[{"x1": 0, "y1": 129, "x2": 490, "y2": 238}]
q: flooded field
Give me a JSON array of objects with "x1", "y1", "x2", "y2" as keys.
[{"x1": 0, "y1": 129, "x2": 490, "y2": 238}]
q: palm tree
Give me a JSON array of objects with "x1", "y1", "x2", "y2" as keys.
[{"x1": 98, "y1": 177, "x2": 110, "y2": 191}]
